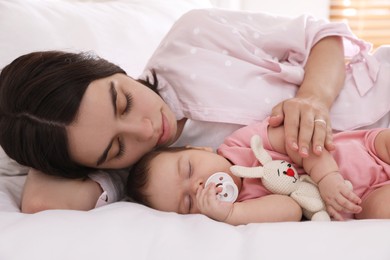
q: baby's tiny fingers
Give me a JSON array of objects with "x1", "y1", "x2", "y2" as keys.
[
  {"x1": 335, "y1": 196, "x2": 362, "y2": 214},
  {"x1": 196, "y1": 184, "x2": 204, "y2": 195},
  {"x1": 341, "y1": 189, "x2": 362, "y2": 205},
  {"x1": 323, "y1": 195, "x2": 343, "y2": 212},
  {"x1": 196, "y1": 185, "x2": 212, "y2": 205},
  {"x1": 327, "y1": 205, "x2": 344, "y2": 221}
]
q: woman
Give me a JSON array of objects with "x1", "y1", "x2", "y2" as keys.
[{"x1": 1, "y1": 9, "x2": 387, "y2": 213}]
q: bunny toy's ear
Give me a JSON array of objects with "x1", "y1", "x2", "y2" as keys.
[
  {"x1": 229, "y1": 135, "x2": 272, "y2": 179},
  {"x1": 230, "y1": 165, "x2": 265, "y2": 178},
  {"x1": 250, "y1": 135, "x2": 272, "y2": 165}
]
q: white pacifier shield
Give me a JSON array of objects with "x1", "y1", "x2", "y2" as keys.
[{"x1": 205, "y1": 172, "x2": 238, "y2": 203}]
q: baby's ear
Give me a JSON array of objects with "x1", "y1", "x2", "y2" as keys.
[{"x1": 185, "y1": 145, "x2": 213, "y2": 152}]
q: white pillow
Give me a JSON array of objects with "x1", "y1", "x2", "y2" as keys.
[
  {"x1": 0, "y1": 0, "x2": 212, "y2": 77},
  {"x1": 0, "y1": 0, "x2": 212, "y2": 212}
]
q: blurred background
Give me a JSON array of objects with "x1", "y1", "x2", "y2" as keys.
[{"x1": 210, "y1": 0, "x2": 390, "y2": 49}]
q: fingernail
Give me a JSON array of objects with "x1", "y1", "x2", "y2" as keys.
[
  {"x1": 292, "y1": 142, "x2": 299, "y2": 150},
  {"x1": 316, "y1": 145, "x2": 322, "y2": 153},
  {"x1": 300, "y1": 147, "x2": 308, "y2": 156}
]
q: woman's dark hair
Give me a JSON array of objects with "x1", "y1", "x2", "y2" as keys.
[
  {"x1": 0, "y1": 51, "x2": 158, "y2": 178},
  {"x1": 126, "y1": 146, "x2": 189, "y2": 206}
]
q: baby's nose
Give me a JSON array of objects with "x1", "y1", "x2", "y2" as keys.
[{"x1": 193, "y1": 180, "x2": 203, "y2": 193}]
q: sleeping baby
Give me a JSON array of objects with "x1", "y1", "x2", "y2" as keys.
[{"x1": 126, "y1": 118, "x2": 390, "y2": 225}]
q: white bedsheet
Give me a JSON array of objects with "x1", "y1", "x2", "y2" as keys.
[
  {"x1": 1, "y1": 1, "x2": 390, "y2": 259},
  {"x1": 1, "y1": 202, "x2": 390, "y2": 260}
]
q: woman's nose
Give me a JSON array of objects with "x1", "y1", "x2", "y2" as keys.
[{"x1": 121, "y1": 118, "x2": 154, "y2": 141}]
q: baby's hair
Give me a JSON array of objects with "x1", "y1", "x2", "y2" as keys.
[{"x1": 126, "y1": 146, "x2": 191, "y2": 206}]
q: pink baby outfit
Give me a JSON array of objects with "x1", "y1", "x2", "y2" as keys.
[
  {"x1": 218, "y1": 119, "x2": 390, "y2": 219},
  {"x1": 142, "y1": 8, "x2": 390, "y2": 131}
]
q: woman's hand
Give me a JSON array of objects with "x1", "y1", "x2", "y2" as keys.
[
  {"x1": 269, "y1": 36, "x2": 345, "y2": 158},
  {"x1": 269, "y1": 95, "x2": 335, "y2": 157},
  {"x1": 195, "y1": 183, "x2": 233, "y2": 222},
  {"x1": 318, "y1": 172, "x2": 362, "y2": 220}
]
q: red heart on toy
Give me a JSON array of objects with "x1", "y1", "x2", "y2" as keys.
[{"x1": 286, "y1": 168, "x2": 295, "y2": 177}]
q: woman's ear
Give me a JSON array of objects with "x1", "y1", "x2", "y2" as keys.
[{"x1": 185, "y1": 145, "x2": 213, "y2": 152}]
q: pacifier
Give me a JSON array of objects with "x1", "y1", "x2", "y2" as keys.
[{"x1": 205, "y1": 172, "x2": 238, "y2": 203}]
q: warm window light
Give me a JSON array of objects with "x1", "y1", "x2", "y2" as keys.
[
  {"x1": 343, "y1": 0, "x2": 351, "y2": 6},
  {"x1": 343, "y1": 8, "x2": 357, "y2": 16},
  {"x1": 330, "y1": 0, "x2": 390, "y2": 50}
]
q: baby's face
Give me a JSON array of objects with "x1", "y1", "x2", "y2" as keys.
[{"x1": 144, "y1": 148, "x2": 241, "y2": 214}]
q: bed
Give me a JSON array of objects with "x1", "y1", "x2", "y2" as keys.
[{"x1": 1, "y1": 1, "x2": 390, "y2": 259}]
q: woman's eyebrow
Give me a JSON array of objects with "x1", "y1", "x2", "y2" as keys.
[
  {"x1": 110, "y1": 81, "x2": 117, "y2": 116},
  {"x1": 96, "y1": 82, "x2": 117, "y2": 166}
]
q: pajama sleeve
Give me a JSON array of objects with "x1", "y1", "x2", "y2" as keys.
[
  {"x1": 88, "y1": 169, "x2": 128, "y2": 208},
  {"x1": 142, "y1": 8, "x2": 375, "y2": 128}
]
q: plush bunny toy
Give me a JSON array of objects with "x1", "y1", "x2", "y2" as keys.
[{"x1": 230, "y1": 135, "x2": 334, "y2": 221}]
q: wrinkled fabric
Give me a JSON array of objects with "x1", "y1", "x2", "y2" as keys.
[{"x1": 142, "y1": 8, "x2": 390, "y2": 131}]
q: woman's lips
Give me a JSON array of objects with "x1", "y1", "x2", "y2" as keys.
[{"x1": 157, "y1": 113, "x2": 170, "y2": 146}]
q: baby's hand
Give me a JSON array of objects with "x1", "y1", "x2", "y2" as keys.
[
  {"x1": 195, "y1": 183, "x2": 234, "y2": 222},
  {"x1": 318, "y1": 172, "x2": 362, "y2": 220}
]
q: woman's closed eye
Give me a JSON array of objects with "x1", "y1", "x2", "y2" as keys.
[
  {"x1": 116, "y1": 137, "x2": 125, "y2": 159},
  {"x1": 122, "y1": 92, "x2": 133, "y2": 115},
  {"x1": 188, "y1": 160, "x2": 192, "y2": 178},
  {"x1": 113, "y1": 92, "x2": 132, "y2": 161}
]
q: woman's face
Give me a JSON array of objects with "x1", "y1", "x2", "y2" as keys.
[{"x1": 67, "y1": 73, "x2": 178, "y2": 169}]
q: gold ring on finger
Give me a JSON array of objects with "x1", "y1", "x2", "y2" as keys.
[{"x1": 314, "y1": 119, "x2": 326, "y2": 126}]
